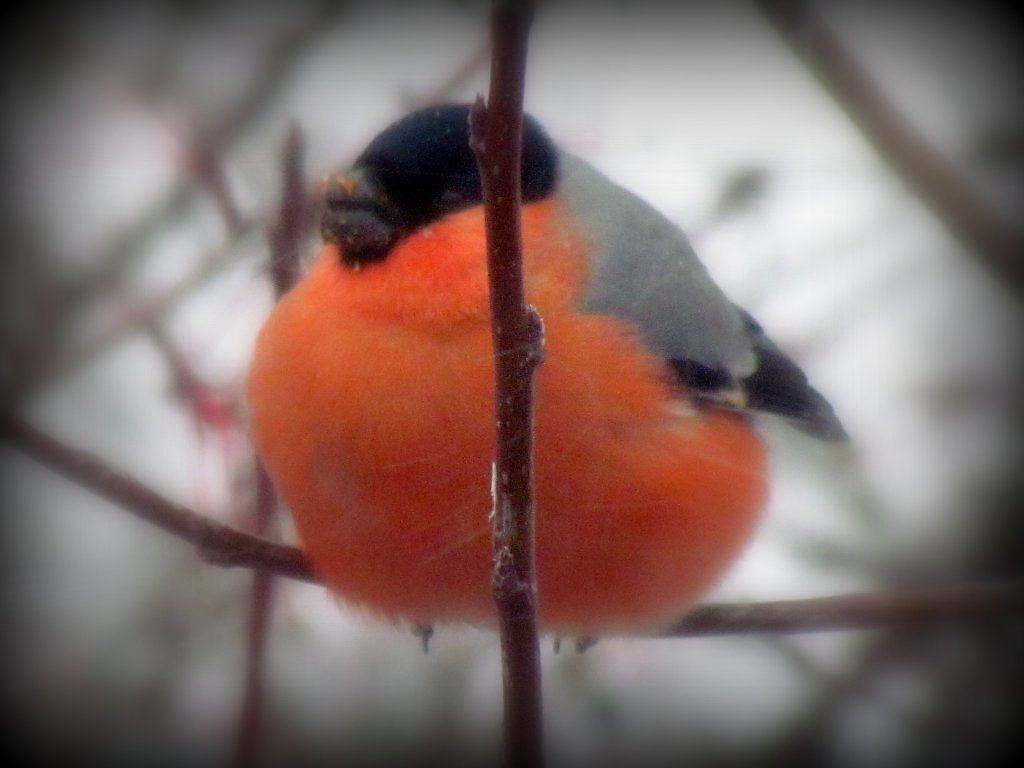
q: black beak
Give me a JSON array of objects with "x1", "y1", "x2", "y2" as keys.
[{"x1": 321, "y1": 168, "x2": 407, "y2": 267}]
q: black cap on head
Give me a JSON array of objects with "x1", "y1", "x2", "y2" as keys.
[{"x1": 322, "y1": 104, "x2": 559, "y2": 266}]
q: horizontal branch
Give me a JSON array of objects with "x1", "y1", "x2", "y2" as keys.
[
  {"x1": 1, "y1": 415, "x2": 315, "y2": 582},
  {"x1": 4, "y1": 415, "x2": 1022, "y2": 638},
  {"x1": 660, "y1": 581, "x2": 1024, "y2": 637}
]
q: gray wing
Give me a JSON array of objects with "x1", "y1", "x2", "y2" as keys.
[
  {"x1": 559, "y1": 152, "x2": 756, "y2": 378},
  {"x1": 558, "y1": 152, "x2": 847, "y2": 441}
]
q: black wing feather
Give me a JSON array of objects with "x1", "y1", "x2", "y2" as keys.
[{"x1": 670, "y1": 308, "x2": 848, "y2": 442}]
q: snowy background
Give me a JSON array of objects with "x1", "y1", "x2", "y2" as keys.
[{"x1": 2, "y1": 2, "x2": 1022, "y2": 766}]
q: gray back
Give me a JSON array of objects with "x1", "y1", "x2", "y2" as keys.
[{"x1": 558, "y1": 152, "x2": 755, "y2": 380}]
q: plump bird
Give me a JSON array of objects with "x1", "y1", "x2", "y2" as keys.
[{"x1": 247, "y1": 104, "x2": 846, "y2": 634}]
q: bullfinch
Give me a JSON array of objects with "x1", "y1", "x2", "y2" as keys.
[{"x1": 247, "y1": 104, "x2": 847, "y2": 635}]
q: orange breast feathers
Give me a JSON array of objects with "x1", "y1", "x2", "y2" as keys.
[{"x1": 247, "y1": 199, "x2": 768, "y2": 634}]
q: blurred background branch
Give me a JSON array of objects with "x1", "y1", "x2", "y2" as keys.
[
  {"x1": 232, "y1": 124, "x2": 307, "y2": 768},
  {"x1": 756, "y1": 0, "x2": 1024, "y2": 296},
  {"x1": 0, "y1": 12, "x2": 491, "y2": 410},
  {"x1": 3, "y1": 7, "x2": 347, "y2": 405}
]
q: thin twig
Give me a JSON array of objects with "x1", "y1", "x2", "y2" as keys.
[
  {"x1": 756, "y1": 0, "x2": 1024, "y2": 295},
  {"x1": 12, "y1": 30, "x2": 499, "y2": 412},
  {"x1": 186, "y1": 135, "x2": 243, "y2": 235},
  {"x1": 147, "y1": 324, "x2": 240, "y2": 429},
  {"x1": 25, "y1": 42, "x2": 497, "y2": 402},
  {"x1": 148, "y1": 325, "x2": 210, "y2": 403},
  {"x1": 470, "y1": 1, "x2": 544, "y2": 765},
  {"x1": 70, "y1": 7, "x2": 344, "y2": 307},
  {"x1": 27, "y1": 223, "x2": 266, "y2": 398},
  {"x1": 13, "y1": 8, "x2": 348, "y2": 399}
]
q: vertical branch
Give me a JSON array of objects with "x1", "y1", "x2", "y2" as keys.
[
  {"x1": 233, "y1": 126, "x2": 307, "y2": 768},
  {"x1": 470, "y1": 1, "x2": 544, "y2": 766},
  {"x1": 756, "y1": 0, "x2": 1024, "y2": 295},
  {"x1": 232, "y1": 467, "x2": 277, "y2": 768},
  {"x1": 267, "y1": 124, "x2": 309, "y2": 295},
  {"x1": 185, "y1": 134, "x2": 243, "y2": 235}
]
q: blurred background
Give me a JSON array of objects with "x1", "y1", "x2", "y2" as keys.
[{"x1": 1, "y1": 1, "x2": 1022, "y2": 766}]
